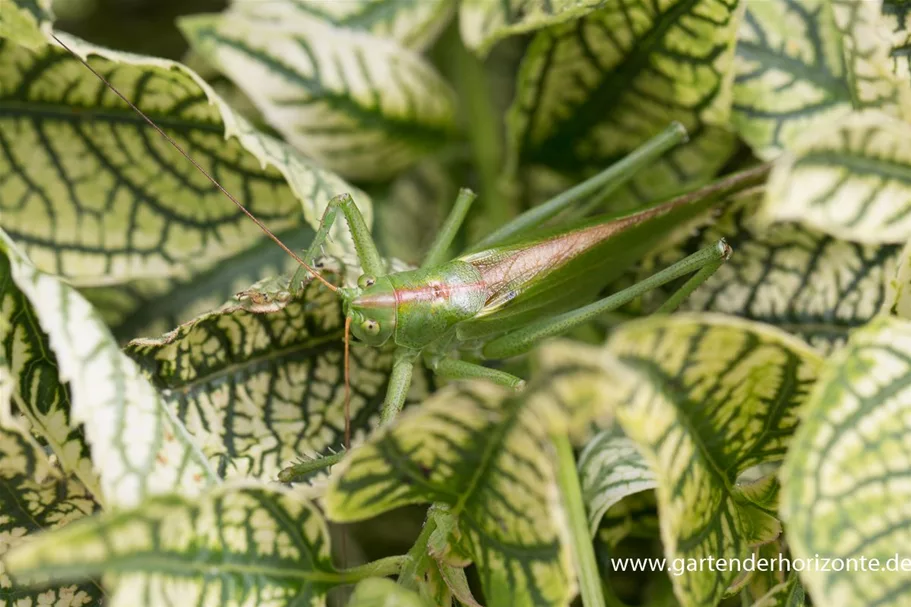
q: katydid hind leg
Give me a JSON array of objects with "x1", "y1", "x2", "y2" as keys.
[{"x1": 482, "y1": 239, "x2": 732, "y2": 359}]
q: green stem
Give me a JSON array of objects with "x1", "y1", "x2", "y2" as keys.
[
  {"x1": 335, "y1": 555, "x2": 408, "y2": 584},
  {"x1": 450, "y1": 29, "x2": 508, "y2": 236},
  {"x1": 397, "y1": 515, "x2": 438, "y2": 590},
  {"x1": 552, "y1": 433, "x2": 606, "y2": 607}
]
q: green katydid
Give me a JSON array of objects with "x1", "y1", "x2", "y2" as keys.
[{"x1": 56, "y1": 34, "x2": 768, "y2": 463}]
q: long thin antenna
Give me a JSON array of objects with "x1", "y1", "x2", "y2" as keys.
[
  {"x1": 51, "y1": 33, "x2": 338, "y2": 293},
  {"x1": 343, "y1": 316, "x2": 352, "y2": 450}
]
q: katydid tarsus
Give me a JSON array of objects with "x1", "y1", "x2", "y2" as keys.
[{"x1": 54, "y1": 34, "x2": 769, "y2": 470}]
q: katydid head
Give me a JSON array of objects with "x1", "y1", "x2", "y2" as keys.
[{"x1": 340, "y1": 275, "x2": 397, "y2": 346}]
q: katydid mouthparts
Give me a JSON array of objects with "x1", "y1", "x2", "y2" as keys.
[{"x1": 53, "y1": 33, "x2": 769, "y2": 474}]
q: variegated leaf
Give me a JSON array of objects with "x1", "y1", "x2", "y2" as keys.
[
  {"x1": 229, "y1": 0, "x2": 455, "y2": 52},
  {"x1": 830, "y1": 0, "x2": 911, "y2": 121},
  {"x1": 0, "y1": 229, "x2": 217, "y2": 508},
  {"x1": 0, "y1": 31, "x2": 367, "y2": 321},
  {"x1": 638, "y1": 191, "x2": 901, "y2": 352},
  {"x1": 506, "y1": 0, "x2": 741, "y2": 209},
  {"x1": 0, "y1": 246, "x2": 100, "y2": 496},
  {"x1": 326, "y1": 341, "x2": 616, "y2": 607},
  {"x1": 125, "y1": 272, "x2": 435, "y2": 483},
  {"x1": 578, "y1": 427, "x2": 655, "y2": 535},
  {"x1": 601, "y1": 314, "x2": 822, "y2": 607},
  {"x1": 0, "y1": 0, "x2": 52, "y2": 48},
  {"x1": 179, "y1": 12, "x2": 457, "y2": 182},
  {"x1": 781, "y1": 316, "x2": 911, "y2": 607},
  {"x1": 459, "y1": 0, "x2": 610, "y2": 56},
  {"x1": 762, "y1": 110, "x2": 911, "y2": 243},
  {"x1": 731, "y1": 0, "x2": 853, "y2": 159},
  {"x1": 0, "y1": 425, "x2": 102, "y2": 607},
  {"x1": 348, "y1": 578, "x2": 431, "y2": 607},
  {"x1": 5, "y1": 483, "x2": 338, "y2": 606}
]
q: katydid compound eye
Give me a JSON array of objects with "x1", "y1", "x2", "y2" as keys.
[
  {"x1": 358, "y1": 274, "x2": 376, "y2": 289},
  {"x1": 361, "y1": 319, "x2": 381, "y2": 335}
]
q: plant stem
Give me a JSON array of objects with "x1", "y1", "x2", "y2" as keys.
[
  {"x1": 335, "y1": 555, "x2": 408, "y2": 584},
  {"x1": 277, "y1": 450, "x2": 345, "y2": 482},
  {"x1": 397, "y1": 514, "x2": 438, "y2": 590},
  {"x1": 552, "y1": 432, "x2": 607, "y2": 607},
  {"x1": 449, "y1": 28, "x2": 509, "y2": 237}
]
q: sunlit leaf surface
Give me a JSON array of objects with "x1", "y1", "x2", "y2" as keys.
[
  {"x1": 180, "y1": 11, "x2": 457, "y2": 181},
  {"x1": 602, "y1": 314, "x2": 821, "y2": 606},
  {"x1": 5, "y1": 483, "x2": 337, "y2": 607},
  {"x1": 0, "y1": 31, "x2": 367, "y2": 321},
  {"x1": 763, "y1": 110, "x2": 911, "y2": 243},
  {"x1": 229, "y1": 0, "x2": 455, "y2": 51},
  {"x1": 781, "y1": 316, "x2": 911, "y2": 607},
  {"x1": 1, "y1": 230, "x2": 217, "y2": 507}
]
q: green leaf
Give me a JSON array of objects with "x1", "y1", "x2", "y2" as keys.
[
  {"x1": 731, "y1": 0, "x2": 853, "y2": 159},
  {"x1": 228, "y1": 0, "x2": 455, "y2": 52},
  {"x1": 0, "y1": 31, "x2": 368, "y2": 318},
  {"x1": 830, "y1": 0, "x2": 911, "y2": 120},
  {"x1": 506, "y1": 0, "x2": 742, "y2": 209},
  {"x1": 459, "y1": 0, "x2": 610, "y2": 56},
  {"x1": 4, "y1": 483, "x2": 338, "y2": 605},
  {"x1": 602, "y1": 314, "x2": 822, "y2": 607},
  {"x1": 751, "y1": 575, "x2": 805, "y2": 607},
  {"x1": 0, "y1": 244, "x2": 100, "y2": 496},
  {"x1": 780, "y1": 315, "x2": 911, "y2": 607},
  {"x1": 348, "y1": 578, "x2": 431, "y2": 607},
  {"x1": 578, "y1": 427, "x2": 655, "y2": 536},
  {"x1": 326, "y1": 340, "x2": 617, "y2": 607},
  {"x1": 0, "y1": 0, "x2": 53, "y2": 48},
  {"x1": 638, "y1": 191, "x2": 901, "y2": 352},
  {"x1": 179, "y1": 11, "x2": 458, "y2": 182},
  {"x1": 0, "y1": 229, "x2": 218, "y2": 507},
  {"x1": 762, "y1": 110, "x2": 911, "y2": 243},
  {"x1": 124, "y1": 271, "x2": 436, "y2": 483},
  {"x1": 0, "y1": 424, "x2": 102, "y2": 606}
]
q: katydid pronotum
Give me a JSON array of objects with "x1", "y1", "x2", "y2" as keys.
[{"x1": 54, "y1": 34, "x2": 768, "y2": 468}]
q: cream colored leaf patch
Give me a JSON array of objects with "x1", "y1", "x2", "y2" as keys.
[
  {"x1": 5, "y1": 483, "x2": 337, "y2": 606},
  {"x1": 348, "y1": 578, "x2": 431, "y2": 607},
  {"x1": 0, "y1": 0, "x2": 53, "y2": 48},
  {"x1": 326, "y1": 341, "x2": 616, "y2": 607},
  {"x1": 506, "y1": 0, "x2": 741, "y2": 209},
  {"x1": 601, "y1": 314, "x2": 822, "y2": 607},
  {"x1": 781, "y1": 316, "x2": 911, "y2": 607},
  {"x1": 0, "y1": 229, "x2": 217, "y2": 508},
  {"x1": 179, "y1": 12, "x2": 457, "y2": 182},
  {"x1": 229, "y1": 0, "x2": 455, "y2": 52},
  {"x1": 763, "y1": 110, "x2": 911, "y2": 244},
  {"x1": 578, "y1": 427, "x2": 655, "y2": 535},
  {"x1": 731, "y1": 0, "x2": 853, "y2": 159}
]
